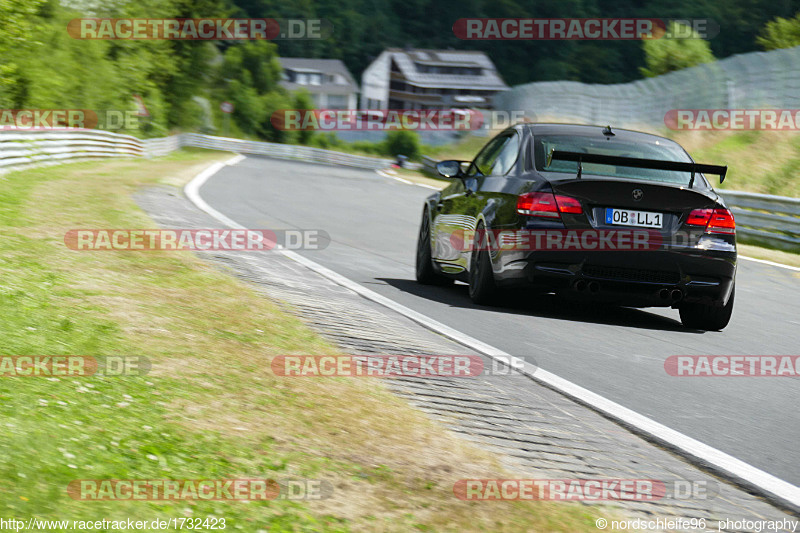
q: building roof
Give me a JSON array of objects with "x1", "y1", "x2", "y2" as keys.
[
  {"x1": 278, "y1": 58, "x2": 359, "y2": 94},
  {"x1": 385, "y1": 48, "x2": 509, "y2": 91}
]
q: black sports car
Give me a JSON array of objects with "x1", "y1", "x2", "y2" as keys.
[{"x1": 415, "y1": 123, "x2": 736, "y2": 330}]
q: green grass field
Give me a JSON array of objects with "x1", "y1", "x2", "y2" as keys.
[
  {"x1": 669, "y1": 129, "x2": 800, "y2": 197},
  {"x1": 0, "y1": 150, "x2": 625, "y2": 532}
]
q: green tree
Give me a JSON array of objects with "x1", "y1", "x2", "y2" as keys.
[
  {"x1": 0, "y1": 0, "x2": 46, "y2": 106},
  {"x1": 258, "y1": 90, "x2": 296, "y2": 143},
  {"x1": 291, "y1": 89, "x2": 315, "y2": 145},
  {"x1": 640, "y1": 22, "x2": 715, "y2": 77},
  {"x1": 757, "y1": 13, "x2": 800, "y2": 51},
  {"x1": 3, "y1": 5, "x2": 169, "y2": 135},
  {"x1": 218, "y1": 40, "x2": 285, "y2": 137},
  {"x1": 384, "y1": 130, "x2": 420, "y2": 159}
]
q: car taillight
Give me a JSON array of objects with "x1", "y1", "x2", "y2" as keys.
[
  {"x1": 707, "y1": 208, "x2": 736, "y2": 234},
  {"x1": 686, "y1": 208, "x2": 712, "y2": 226},
  {"x1": 517, "y1": 192, "x2": 583, "y2": 218},
  {"x1": 517, "y1": 192, "x2": 559, "y2": 218},
  {"x1": 686, "y1": 208, "x2": 735, "y2": 234},
  {"x1": 555, "y1": 195, "x2": 583, "y2": 214}
]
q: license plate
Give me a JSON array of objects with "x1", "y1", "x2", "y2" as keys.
[{"x1": 605, "y1": 208, "x2": 663, "y2": 228}]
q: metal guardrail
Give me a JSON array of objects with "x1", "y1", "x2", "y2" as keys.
[
  {"x1": 143, "y1": 134, "x2": 185, "y2": 158},
  {"x1": 0, "y1": 130, "x2": 394, "y2": 172},
  {"x1": 421, "y1": 156, "x2": 439, "y2": 177},
  {"x1": 0, "y1": 130, "x2": 143, "y2": 173},
  {"x1": 181, "y1": 133, "x2": 394, "y2": 169},
  {"x1": 721, "y1": 190, "x2": 800, "y2": 250}
]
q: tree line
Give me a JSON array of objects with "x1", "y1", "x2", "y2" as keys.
[{"x1": 1, "y1": 0, "x2": 800, "y2": 141}]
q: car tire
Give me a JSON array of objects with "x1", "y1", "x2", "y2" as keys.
[
  {"x1": 679, "y1": 286, "x2": 735, "y2": 331},
  {"x1": 468, "y1": 223, "x2": 499, "y2": 305},
  {"x1": 415, "y1": 208, "x2": 454, "y2": 286}
]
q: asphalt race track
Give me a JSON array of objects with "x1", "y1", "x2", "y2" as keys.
[{"x1": 200, "y1": 155, "x2": 800, "y2": 487}]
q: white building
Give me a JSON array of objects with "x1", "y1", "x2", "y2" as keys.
[
  {"x1": 360, "y1": 48, "x2": 509, "y2": 110},
  {"x1": 278, "y1": 58, "x2": 359, "y2": 109}
]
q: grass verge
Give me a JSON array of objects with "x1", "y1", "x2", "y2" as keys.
[
  {"x1": 0, "y1": 149, "x2": 626, "y2": 531},
  {"x1": 669, "y1": 129, "x2": 800, "y2": 197}
]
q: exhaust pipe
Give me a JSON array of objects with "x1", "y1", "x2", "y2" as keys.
[
  {"x1": 670, "y1": 289, "x2": 683, "y2": 302},
  {"x1": 659, "y1": 288, "x2": 670, "y2": 300},
  {"x1": 574, "y1": 280, "x2": 587, "y2": 292},
  {"x1": 588, "y1": 281, "x2": 600, "y2": 293}
]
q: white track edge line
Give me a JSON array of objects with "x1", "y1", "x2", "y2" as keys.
[
  {"x1": 376, "y1": 169, "x2": 441, "y2": 190},
  {"x1": 740, "y1": 255, "x2": 800, "y2": 272},
  {"x1": 185, "y1": 157, "x2": 800, "y2": 513},
  {"x1": 226, "y1": 154, "x2": 246, "y2": 166}
]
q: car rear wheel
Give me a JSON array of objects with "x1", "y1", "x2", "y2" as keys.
[
  {"x1": 679, "y1": 286, "x2": 735, "y2": 331},
  {"x1": 416, "y1": 208, "x2": 453, "y2": 286},
  {"x1": 468, "y1": 223, "x2": 499, "y2": 305}
]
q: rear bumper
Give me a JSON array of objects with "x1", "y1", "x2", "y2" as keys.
[{"x1": 494, "y1": 248, "x2": 736, "y2": 307}]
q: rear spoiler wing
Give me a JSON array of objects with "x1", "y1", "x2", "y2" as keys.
[{"x1": 547, "y1": 149, "x2": 728, "y2": 185}]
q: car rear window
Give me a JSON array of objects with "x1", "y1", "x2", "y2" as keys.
[{"x1": 533, "y1": 134, "x2": 701, "y2": 185}]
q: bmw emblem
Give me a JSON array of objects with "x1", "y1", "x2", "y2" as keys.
[{"x1": 632, "y1": 189, "x2": 644, "y2": 201}]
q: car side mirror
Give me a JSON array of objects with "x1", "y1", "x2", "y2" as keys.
[{"x1": 436, "y1": 160, "x2": 463, "y2": 178}]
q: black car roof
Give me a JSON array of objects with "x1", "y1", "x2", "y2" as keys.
[{"x1": 523, "y1": 123, "x2": 681, "y2": 149}]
